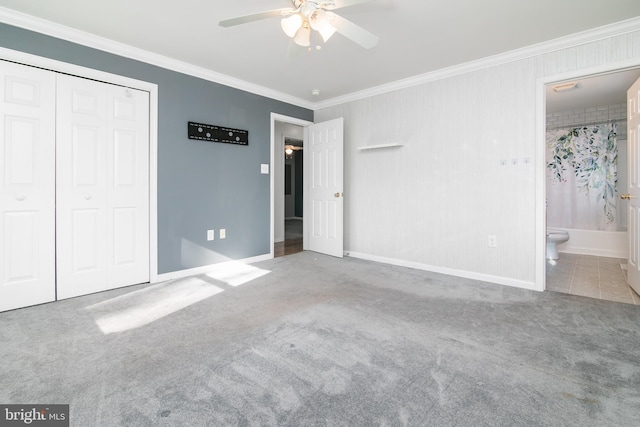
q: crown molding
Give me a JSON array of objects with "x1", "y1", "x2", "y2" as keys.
[
  {"x1": 312, "y1": 16, "x2": 640, "y2": 110},
  {"x1": 1, "y1": 6, "x2": 638, "y2": 112},
  {"x1": 0, "y1": 6, "x2": 315, "y2": 110}
]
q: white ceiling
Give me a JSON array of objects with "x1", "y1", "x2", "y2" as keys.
[
  {"x1": 0, "y1": 0, "x2": 639, "y2": 107},
  {"x1": 546, "y1": 68, "x2": 640, "y2": 113}
]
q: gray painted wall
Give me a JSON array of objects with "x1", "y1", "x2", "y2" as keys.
[{"x1": 0, "y1": 23, "x2": 313, "y2": 274}]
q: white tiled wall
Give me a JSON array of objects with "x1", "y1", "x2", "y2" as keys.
[{"x1": 546, "y1": 103, "x2": 627, "y2": 140}]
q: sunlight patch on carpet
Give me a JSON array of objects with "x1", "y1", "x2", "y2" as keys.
[
  {"x1": 86, "y1": 277, "x2": 224, "y2": 334},
  {"x1": 205, "y1": 261, "x2": 270, "y2": 287}
]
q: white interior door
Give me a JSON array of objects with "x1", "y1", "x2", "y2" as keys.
[
  {"x1": 56, "y1": 74, "x2": 149, "y2": 299},
  {"x1": 0, "y1": 61, "x2": 56, "y2": 311},
  {"x1": 304, "y1": 118, "x2": 344, "y2": 258},
  {"x1": 627, "y1": 76, "x2": 640, "y2": 295}
]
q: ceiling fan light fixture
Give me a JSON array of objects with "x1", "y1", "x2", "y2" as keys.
[
  {"x1": 318, "y1": 24, "x2": 337, "y2": 42},
  {"x1": 309, "y1": 9, "x2": 336, "y2": 42},
  {"x1": 281, "y1": 13, "x2": 303, "y2": 38},
  {"x1": 552, "y1": 81, "x2": 580, "y2": 93},
  {"x1": 221, "y1": 0, "x2": 378, "y2": 50},
  {"x1": 293, "y1": 22, "x2": 311, "y2": 47},
  {"x1": 309, "y1": 8, "x2": 328, "y2": 30}
]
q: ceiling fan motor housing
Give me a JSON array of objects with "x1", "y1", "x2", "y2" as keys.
[{"x1": 293, "y1": 0, "x2": 336, "y2": 15}]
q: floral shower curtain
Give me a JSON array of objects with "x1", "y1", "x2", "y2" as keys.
[{"x1": 546, "y1": 124, "x2": 618, "y2": 231}]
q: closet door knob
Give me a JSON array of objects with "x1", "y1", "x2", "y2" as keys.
[
  {"x1": 15, "y1": 194, "x2": 25, "y2": 201},
  {"x1": 84, "y1": 194, "x2": 92, "y2": 200},
  {"x1": 621, "y1": 194, "x2": 635, "y2": 200}
]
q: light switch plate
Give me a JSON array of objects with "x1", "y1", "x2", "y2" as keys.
[{"x1": 261, "y1": 164, "x2": 269, "y2": 174}]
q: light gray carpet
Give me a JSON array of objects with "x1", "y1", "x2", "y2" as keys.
[{"x1": 1, "y1": 252, "x2": 639, "y2": 426}]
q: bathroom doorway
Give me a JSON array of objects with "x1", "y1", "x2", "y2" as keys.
[{"x1": 543, "y1": 67, "x2": 640, "y2": 305}]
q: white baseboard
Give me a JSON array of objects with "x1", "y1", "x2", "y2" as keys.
[
  {"x1": 155, "y1": 253, "x2": 273, "y2": 282},
  {"x1": 155, "y1": 250, "x2": 538, "y2": 291},
  {"x1": 560, "y1": 248, "x2": 627, "y2": 259},
  {"x1": 347, "y1": 251, "x2": 538, "y2": 291}
]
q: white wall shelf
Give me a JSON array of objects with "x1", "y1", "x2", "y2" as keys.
[{"x1": 357, "y1": 143, "x2": 404, "y2": 151}]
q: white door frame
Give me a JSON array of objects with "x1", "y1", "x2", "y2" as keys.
[
  {"x1": 535, "y1": 57, "x2": 640, "y2": 292},
  {"x1": 270, "y1": 113, "x2": 313, "y2": 258},
  {"x1": 0, "y1": 46, "x2": 160, "y2": 283}
]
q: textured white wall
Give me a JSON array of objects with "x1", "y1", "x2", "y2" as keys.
[{"x1": 315, "y1": 30, "x2": 640, "y2": 289}]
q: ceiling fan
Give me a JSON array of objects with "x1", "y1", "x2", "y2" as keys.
[
  {"x1": 219, "y1": 0, "x2": 379, "y2": 50},
  {"x1": 284, "y1": 144, "x2": 303, "y2": 155},
  {"x1": 284, "y1": 137, "x2": 303, "y2": 155}
]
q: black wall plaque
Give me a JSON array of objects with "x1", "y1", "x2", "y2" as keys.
[
  {"x1": 188, "y1": 122, "x2": 248, "y2": 146},
  {"x1": 188, "y1": 122, "x2": 219, "y2": 141},
  {"x1": 219, "y1": 127, "x2": 249, "y2": 145}
]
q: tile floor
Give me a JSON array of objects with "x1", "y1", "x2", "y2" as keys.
[{"x1": 546, "y1": 253, "x2": 640, "y2": 305}]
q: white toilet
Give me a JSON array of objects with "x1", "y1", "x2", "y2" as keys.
[{"x1": 546, "y1": 228, "x2": 570, "y2": 260}]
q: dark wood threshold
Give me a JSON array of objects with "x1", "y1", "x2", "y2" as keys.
[{"x1": 274, "y1": 237, "x2": 303, "y2": 257}]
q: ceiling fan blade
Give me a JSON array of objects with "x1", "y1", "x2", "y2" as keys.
[
  {"x1": 326, "y1": 0, "x2": 375, "y2": 10},
  {"x1": 219, "y1": 8, "x2": 294, "y2": 28},
  {"x1": 327, "y1": 12, "x2": 379, "y2": 49}
]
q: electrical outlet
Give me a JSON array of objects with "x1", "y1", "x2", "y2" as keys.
[
  {"x1": 207, "y1": 229, "x2": 215, "y2": 241},
  {"x1": 220, "y1": 229, "x2": 226, "y2": 239},
  {"x1": 488, "y1": 235, "x2": 497, "y2": 247}
]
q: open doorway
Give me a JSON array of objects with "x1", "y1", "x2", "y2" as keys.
[
  {"x1": 277, "y1": 137, "x2": 304, "y2": 256},
  {"x1": 271, "y1": 114, "x2": 312, "y2": 258},
  {"x1": 543, "y1": 67, "x2": 640, "y2": 305}
]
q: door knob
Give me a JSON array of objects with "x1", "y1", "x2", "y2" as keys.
[
  {"x1": 84, "y1": 194, "x2": 92, "y2": 200},
  {"x1": 334, "y1": 192, "x2": 343, "y2": 198},
  {"x1": 15, "y1": 194, "x2": 25, "y2": 201},
  {"x1": 621, "y1": 194, "x2": 635, "y2": 200}
]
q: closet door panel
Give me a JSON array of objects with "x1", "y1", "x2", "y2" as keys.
[
  {"x1": 57, "y1": 75, "x2": 150, "y2": 298},
  {"x1": 56, "y1": 74, "x2": 109, "y2": 299},
  {"x1": 107, "y1": 86, "x2": 149, "y2": 289},
  {"x1": 0, "y1": 61, "x2": 56, "y2": 312}
]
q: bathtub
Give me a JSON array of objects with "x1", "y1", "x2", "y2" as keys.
[{"x1": 555, "y1": 228, "x2": 628, "y2": 259}]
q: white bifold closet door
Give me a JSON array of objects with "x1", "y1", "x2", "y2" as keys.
[
  {"x1": 1, "y1": 60, "x2": 150, "y2": 311},
  {"x1": 0, "y1": 62, "x2": 57, "y2": 312},
  {"x1": 56, "y1": 74, "x2": 150, "y2": 300}
]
